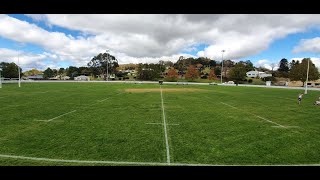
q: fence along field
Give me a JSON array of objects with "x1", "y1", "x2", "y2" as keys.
[{"x1": 0, "y1": 82, "x2": 320, "y2": 165}]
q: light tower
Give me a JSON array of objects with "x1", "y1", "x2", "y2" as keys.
[{"x1": 220, "y1": 50, "x2": 225, "y2": 84}]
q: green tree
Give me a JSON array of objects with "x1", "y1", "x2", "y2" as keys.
[
  {"x1": 52, "y1": 69, "x2": 58, "y2": 77},
  {"x1": 277, "y1": 58, "x2": 289, "y2": 77},
  {"x1": 43, "y1": 67, "x2": 54, "y2": 79},
  {"x1": 209, "y1": 60, "x2": 217, "y2": 67},
  {"x1": 289, "y1": 60, "x2": 300, "y2": 70},
  {"x1": 136, "y1": 63, "x2": 164, "y2": 81},
  {"x1": 87, "y1": 51, "x2": 119, "y2": 80},
  {"x1": 244, "y1": 60, "x2": 254, "y2": 71},
  {"x1": 23, "y1": 68, "x2": 42, "y2": 76},
  {"x1": 214, "y1": 66, "x2": 221, "y2": 77},
  {"x1": 0, "y1": 62, "x2": 21, "y2": 78},
  {"x1": 228, "y1": 63, "x2": 247, "y2": 84},
  {"x1": 289, "y1": 58, "x2": 319, "y2": 86},
  {"x1": 66, "y1": 66, "x2": 79, "y2": 78}
]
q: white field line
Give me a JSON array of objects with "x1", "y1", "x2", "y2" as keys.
[
  {"x1": 88, "y1": 92, "x2": 124, "y2": 106},
  {"x1": 146, "y1": 123, "x2": 163, "y2": 125},
  {"x1": 220, "y1": 102, "x2": 237, "y2": 109},
  {"x1": 255, "y1": 115, "x2": 285, "y2": 128},
  {"x1": 281, "y1": 97, "x2": 295, "y2": 101},
  {"x1": 34, "y1": 92, "x2": 123, "y2": 123},
  {"x1": 32, "y1": 91, "x2": 49, "y2": 94},
  {"x1": 220, "y1": 102, "x2": 286, "y2": 128},
  {"x1": 160, "y1": 85, "x2": 170, "y2": 164},
  {"x1": 146, "y1": 123, "x2": 179, "y2": 126},
  {"x1": 271, "y1": 126, "x2": 300, "y2": 128},
  {"x1": 34, "y1": 110, "x2": 77, "y2": 122},
  {"x1": 97, "y1": 97, "x2": 112, "y2": 102},
  {"x1": 0, "y1": 154, "x2": 319, "y2": 166}
]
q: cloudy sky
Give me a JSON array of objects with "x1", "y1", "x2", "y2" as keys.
[{"x1": 1, "y1": 14, "x2": 320, "y2": 71}]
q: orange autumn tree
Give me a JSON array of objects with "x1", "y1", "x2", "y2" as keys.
[
  {"x1": 185, "y1": 65, "x2": 199, "y2": 80},
  {"x1": 208, "y1": 68, "x2": 217, "y2": 80},
  {"x1": 166, "y1": 67, "x2": 178, "y2": 81}
]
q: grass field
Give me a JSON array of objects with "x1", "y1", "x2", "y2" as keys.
[{"x1": 0, "y1": 82, "x2": 320, "y2": 166}]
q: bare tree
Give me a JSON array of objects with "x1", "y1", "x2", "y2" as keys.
[{"x1": 270, "y1": 63, "x2": 276, "y2": 72}]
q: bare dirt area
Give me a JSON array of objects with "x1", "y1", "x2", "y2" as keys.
[{"x1": 124, "y1": 88, "x2": 208, "y2": 93}]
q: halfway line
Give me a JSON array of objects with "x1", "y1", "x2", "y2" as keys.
[{"x1": 160, "y1": 85, "x2": 170, "y2": 164}]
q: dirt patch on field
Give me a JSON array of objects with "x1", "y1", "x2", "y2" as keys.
[{"x1": 125, "y1": 88, "x2": 208, "y2": 93}]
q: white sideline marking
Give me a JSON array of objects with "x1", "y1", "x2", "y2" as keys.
[
  {"x1": 160, "y1": 85, "x2": 170, "y2": 164},
  {"x1": 0, "y1": 154, "x2": 318, "y2": 166},
  {"x1": 34, "y1": 110, "x2": 77, "y2": 122},
  {"x1": 146, "y1": 123, "x2": 179, "y2": 126},
  {"x1": 220, "y1": 102, "x2": 288, "y2": 128}
]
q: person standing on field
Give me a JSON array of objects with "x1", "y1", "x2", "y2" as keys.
[{"x1": 298, "y1": 93, "x2": 303, "y2": 105}]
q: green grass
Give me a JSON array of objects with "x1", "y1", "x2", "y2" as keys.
[{"x1": 0, "y1": 82, "x2": 319, "y2": 166}]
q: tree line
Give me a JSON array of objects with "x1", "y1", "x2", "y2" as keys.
[{"x1": 1, "y1": 51, "x2": 319, "y2": 84}]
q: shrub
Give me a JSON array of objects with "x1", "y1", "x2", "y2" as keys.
[{"x1": 248, "y1": 79, "x2": 253, "y2": 83}]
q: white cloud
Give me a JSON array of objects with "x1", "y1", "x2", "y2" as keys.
[
  {"x1": 255, "y1": 59, "x2": 278, "y2": 70},
  {"x1": 0, "y1": 48, "x2": 51, "y2": 71},
  {"x1": 292, "y1": 37, "x2": 320, "y2": 53},
  {"x1": 25, "y1": 14, "x2": 47, "y2": 22},
  {"x1": 1, "y1": 14, "x2": 320, "y2": 70}
]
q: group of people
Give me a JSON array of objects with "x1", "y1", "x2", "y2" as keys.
[{"x1": 297, "y1": 93, "x2": 320, "y2": 105}]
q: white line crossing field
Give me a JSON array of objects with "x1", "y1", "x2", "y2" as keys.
[
  {"x1": 220, "y1": 102, "x2": 294, "y2": 128},
  {"x1": 146, "y1": 123, "x2": 179, "y2": 126},
  {"x1": 0, "y1": 154, "x2": 318, "y2": 166},
  {"x1": 94, "y1": 92, "x2": 124, "y2": 103},
  {"x1": 31, "y1": 91, "x2": 49, "y2": 94},
  {"x1": 34, "y1": 110, "x2": 77, "y2": 122}
]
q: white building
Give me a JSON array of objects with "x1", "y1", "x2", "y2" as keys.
[
  {"x1": 246, "y1": 71, "x2": 272, "y2": 78},
  {"x1": 74, "y1": 75, "x2": 90, "y2": 81},
  {"x1": 62, "y1": 76, "x2": 70, "y2": 80}
]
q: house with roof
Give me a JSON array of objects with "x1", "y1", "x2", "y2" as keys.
[
  {"x1": 74, "y1": 75, "x2": 90, "y2": 81},
  {"x1": 27, "y1": 74, "x2": 44, "y2": 80},
  {"x1": 246, "y1": 70, "x2": 272, "y2": 78}
]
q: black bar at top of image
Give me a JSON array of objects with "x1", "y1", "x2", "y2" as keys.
[{"x1": 0, "y1": 0, "x2": 318, "y2": 14}]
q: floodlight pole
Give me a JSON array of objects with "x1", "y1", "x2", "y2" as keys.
[
  {"x1": 18, "y1": 52, "x2": 21, "y2": 88},
  {"x1": 105, "y1": 50, "x2": 109, "y2": 81},
  {"x1": 221, "y1": 50, "x2": 225, "y2": 84},
  {"x1": 107, "y1": 57, "x2": 109, "y2": 81},
  {"x1": 304, "y1": 58, "x2": 310, "y2": 94}
]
